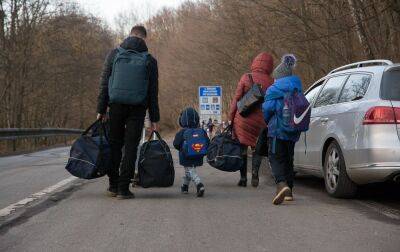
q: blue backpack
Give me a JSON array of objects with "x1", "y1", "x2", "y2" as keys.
[
  {"x1": 108, "y1": 47, "x2": 149, "y2": 105},
  {"x1": 182, "y1": 128, "x2": 208, "y2": 158}
]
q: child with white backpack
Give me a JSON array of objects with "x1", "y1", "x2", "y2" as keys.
[{"x1": 173, "y1": 107, "x2": 209, "y2": 197}]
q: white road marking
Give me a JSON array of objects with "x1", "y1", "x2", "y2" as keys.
[
  {"x1": 356, "y1": 200, "x2": 400, "y2": 221},
  {"x1": 0, "y1": 176, "x2": 78, "y2": 218}
]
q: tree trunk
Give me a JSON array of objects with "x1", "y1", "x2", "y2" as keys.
[{"x1": 347, "y1": 0, "x2": 375, "y2": 59}]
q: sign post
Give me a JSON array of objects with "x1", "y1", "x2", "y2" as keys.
[{"x1": 199, "y1": 86, "x2": 222, "y2": 124}]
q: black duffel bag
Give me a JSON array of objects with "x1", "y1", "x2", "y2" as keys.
[
  {"x1": 255, "y1": 127, "x2": 269, "y2": 157},
  {"x1": 207, "y1": 125, "x2": 243, "y2": 172},
  {"x1": 65, "y1": 120, "x2": 111, "y2": 179},
  {"x1": 138, "y1": 131, "x2": 175, "y2": 188},
  {"x1": 237, "y1": 74, "x2": 264, "y2": 117}
]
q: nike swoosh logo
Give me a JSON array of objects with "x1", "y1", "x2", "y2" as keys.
[{"x1": 293, "y1": 104, "x2": 312, "y2": 125}]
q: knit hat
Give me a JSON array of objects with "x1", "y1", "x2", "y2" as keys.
[{"x1": 272, "y1": 54, "x2": 297, "y2": 79}]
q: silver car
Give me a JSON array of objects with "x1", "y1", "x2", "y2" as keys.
[{"x1": 294, "y1": 60, "x2": 400, "y2": 198}]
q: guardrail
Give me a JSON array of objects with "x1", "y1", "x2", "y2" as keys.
[
  {"x1": 0, "y1": 128, "x2": 84, "y2": 141},
  {"x1": 0, "y1": 128, "x2": 84, "y2": 152}
]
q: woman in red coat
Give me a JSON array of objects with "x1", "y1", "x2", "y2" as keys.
[{"x1": 229, "y1": 52, "x2": 274, "y2": 187}]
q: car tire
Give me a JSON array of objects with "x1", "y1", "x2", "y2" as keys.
[{"x1": 323, "y1": 141, "x2": 358, "y2": 198}]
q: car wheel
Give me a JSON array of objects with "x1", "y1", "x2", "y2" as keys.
[{"x1": 324, "y1": 141, "x2": 358, "y2": 198}]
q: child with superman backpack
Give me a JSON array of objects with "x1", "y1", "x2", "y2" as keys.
[{"x1": 173, "y1": 107, "x2": 209, "y2": 197}]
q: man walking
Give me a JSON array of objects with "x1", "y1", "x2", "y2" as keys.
[{"x1": 97, "y1": 25, "x2": 160, "y2": 199}]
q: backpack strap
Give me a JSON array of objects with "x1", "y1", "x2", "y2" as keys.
[
  {"x1": 117, "y1": 47, "x2": 126, "y2": 53},
  {"x1": 248, "y1": 73, "x2": 254, "y2": 85}
]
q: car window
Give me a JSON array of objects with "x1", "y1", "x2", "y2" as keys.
[
  {"x1": 305, "y1": 81, "x2": 324, "y2": 104},
  {"x1": 381, "y1": 70, "x2": 400, "y2": 101},
  {"x1": 314, "y1": 75, "x2": 348, "y2": 108},
  {"x1": 338, "y1": 74, "x2": 371, "y2": 103}
]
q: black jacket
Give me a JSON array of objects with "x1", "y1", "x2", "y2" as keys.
[{"x1": 96, "y1": 36, "x2": 160, "y2": 122}]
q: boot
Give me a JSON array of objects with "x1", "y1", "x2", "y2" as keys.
[
  {"x1": 106, "y1": 186, "x2": 118, "y2": 197},
  {"x1": 117, "y1": 188, "x2": 135, "y2": 199},
  {"x1": 285, "y1": 182, "x2": 294, "y2": 201},
  {"x1": 117, "y1": 181, "x2": 135, "y2": 199},
  {"x1": 106, "y1": 178, "x2": 118, "y2": 197},
  {"x1": 272, "y1": 182, "x2": 291, "y2": 205},
  {"x1": 181, "y1": 184, "x2": 189, "y2": 194},
  {"x1": 251, "y1": 154, "x2": 262, "y2": 187},
  {"x1": 237, "y1": 177, "x2": 247, "y2": 187},
  {"x1": 238, "y1": 154, "x2": 247, "y2": 187},
  {"x1": 284, "y1": 190, "x2": 294, "y2": 201},
  {"x1": 196, "y1": 183, "x2": 205, "y2": 197}
]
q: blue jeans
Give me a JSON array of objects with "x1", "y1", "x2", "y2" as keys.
[{"x1": 268, "y1": 138, "x2": 295, "y2": 189}]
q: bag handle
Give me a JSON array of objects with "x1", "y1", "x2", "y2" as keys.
[
  {"x1": 82, "y1": 119, "x2": 109, "y2": 140},
  {"x1": 82, "y1": 119, "x2": 101, "y2": 136},
  {"x1": 141, "y1": 131, "x2": 172, "y2": 164},
  {"x1": 147, "y1": 130, "x2": 163, "y2": 142}
]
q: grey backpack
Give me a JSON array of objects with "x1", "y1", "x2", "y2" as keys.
[{"x1": 108, "y1": 47, "x2": 149, "y2": 105}]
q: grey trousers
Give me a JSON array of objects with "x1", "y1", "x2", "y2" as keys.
[{"x1": 182, "y1": 166, "x2": 202, "y2": 186}]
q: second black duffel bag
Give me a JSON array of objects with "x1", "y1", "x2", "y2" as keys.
[
  {"x1": 138, "y1": 131, "x2": 175, "y2": 188},
  {"x1": 207, "y1": 125, "x2": 243, "y2": 172}
]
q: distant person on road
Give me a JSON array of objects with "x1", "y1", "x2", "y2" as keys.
[
  {"x1": 263, "y1": 54, "x2": 306, "y2": 205},
  {"x1": 96, "y1": 25, "x2": 160, "y2": 199},
  {"x1": 173, "y1": 107, "x2": 208, "y2": 197},
  {"x1": 229, "y1": 52, "x2": 274, "y2": 187},
  {"x1": 207, "y1": 118, "x2": 214, "y2": 134}
]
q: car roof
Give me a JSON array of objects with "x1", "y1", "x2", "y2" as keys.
[{"x1": 306, "y1": 60, "x2": 397, "y2": 93}]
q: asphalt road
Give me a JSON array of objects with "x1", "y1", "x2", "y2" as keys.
[{"x1": 0, "y1": 145, "x2": 400, "y2": 252}]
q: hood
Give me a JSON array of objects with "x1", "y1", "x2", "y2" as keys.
[
  {"x1": 179, "y1": 107, "x2": 200, "y2": 128},
  {"x1": 265, "y1": 75, "x2": 303, "y2": 100},
  {"x1": 120, "y1": 36, "x2": 148, "y2": 52},
  {"x1": 251, "y1": 52, "x2": 274, "y2": 75}
]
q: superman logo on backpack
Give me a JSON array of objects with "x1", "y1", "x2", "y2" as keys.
[{"x1": 182, "y1": 129, "x2": 208, "y2": 158}]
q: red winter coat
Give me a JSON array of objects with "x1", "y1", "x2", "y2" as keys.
[{"x1": 229, "y1": 52, "x2": 274, "y2": 148}]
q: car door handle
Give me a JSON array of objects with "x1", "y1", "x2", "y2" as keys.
[{"x1": 320, "y1": 118, "x2": 329, "y2": 123}]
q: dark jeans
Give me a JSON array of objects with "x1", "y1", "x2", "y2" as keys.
[
  {"x1": 239, "y1": 145, "x2": 263, "y2": 179},
  {"x1": 108, "y1": 104, "x2": 145, "y2": 190},
  {"x1": 268, "y1": 138, "x2": 295, "y2": 189}
]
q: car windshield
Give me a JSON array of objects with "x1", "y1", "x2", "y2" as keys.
[{"x1": 381, "y1": 70, "x2": 400, "y2": 101}]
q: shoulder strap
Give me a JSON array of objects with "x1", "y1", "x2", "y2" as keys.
[
  {"x1": 117, "y1": 47, "x2": 126, "y2": 53},
  {"x1": 248, "y1": 73, "x2": 254, "y2": 85}
]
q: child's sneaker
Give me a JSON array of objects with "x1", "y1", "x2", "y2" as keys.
[
  {"x1": 181, "y1": 184, "x2": 189, "y2": 194},
  {"x1": 196, "y1": 183, "x2": 205, "y2": 197}
]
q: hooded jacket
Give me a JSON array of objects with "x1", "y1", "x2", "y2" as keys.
[
  {"x1": 96, "y1": 36, "x2": 160, "y2": 122},
  {"x1": 173, "y1": 107, "x2": 209, "y2": 167},
  {"x1": 229, "y1": 52, "x2": 274, "y2": 147},
  {"x1": 262, "y1": 75, "x2": 303, "y2": 142}
]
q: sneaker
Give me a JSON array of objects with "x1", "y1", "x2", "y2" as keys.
[
  {"x1": 284, "y1": 190, "x2": 294, "y2": 201},
  {"x1": 196, "y1": 183, "x2": 205, "y2": 197},
  {"x1": 237, "y1": 178, "x2": 247, "y2": 187},
  {"x1": 251, "y1": 173, "x2": 259, "y2": 187},
  {"x1": 272, "y1": 182, "x2": 291, "y2": 205},
  {"x1": 181, "y1": 184, "x2": 189, "y2": 194},
  {"x1": 116, "y1": 189, "x2": 135, "y2": 199},
  {"x1": 105, "y1": 187, "x2": 118, "y2": 197}
]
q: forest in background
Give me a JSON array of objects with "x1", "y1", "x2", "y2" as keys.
[{"x1": 1, "y1": 0, "x2": 400, "y2": 134}]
